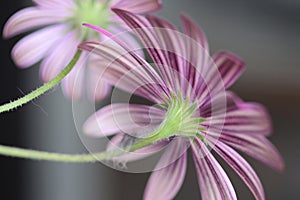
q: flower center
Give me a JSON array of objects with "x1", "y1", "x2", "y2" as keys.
[
  {"x1": 129, "y1": 93, "x2": 205, "y2": 151},
  {"x1": 70, "y1": 0, "x2": 112, "y2": 38}
]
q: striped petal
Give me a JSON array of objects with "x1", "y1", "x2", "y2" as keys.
[
  {"x1": 191, "y1": 138, "x2": 237, "y2": 200},
  {"x1": 212, "y1": 51, "x2": 245, "y2": 89},
  {"x1": 114, "y1": 9, "x2": 198, "y2": 94},
  {"x1": 113, "y1": 0, "x2": 162, "y2": 14},
  {"x1": 11, "y1": 24, "x2": 66, "y2": 68},
  {"x1": 83, "y1": 103, "x2": 165, "y2": 137},
  {"x1": 39, "y1": 30, "x2": 79, "y2": 82},
  {"x1": 219, "y1": 134, "x2": 284, "y2": 171},
  {"x1": 214, "y1": 141, "x2": 265, "y2": 200},
  {"x1": 106, "y1": 133, "x2": 168, "y2": 162},
  {"x1": 3, "y1": 7, "x2": 70, "y2": 38},
  {"x1": 204, "y1": 103, "x2": 272, "y2": 136},
  {"x1": 144, "y1": 139, "x2": 187, "y2": 200}
]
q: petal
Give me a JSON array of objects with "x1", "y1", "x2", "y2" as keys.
[
  {"x1": 212, "y1": 51, "x2": 245, "y2": 89},
  {"x1": 219, "y1": 134, "x2": 284, "y2": 171},
  {"x1": 113, "y1": 9, "x2": 183, "y2": 93},
  {"x1": 3, "y1": 7, "x2": 71, "y2": 38},
  {"x1": 11, "y1": 24, "x2": 66, "y2": 68},
  {"x1": 191, "y1": 138, "x2": 237, "y2": 200},
  {"x1": 106, "y1": 133, "x2": 168, "y2": 162},
  {"x1": 204, "y1": 103, "x2": 272, "y2": 136},
  {"x1": 61, "y1": 52, "x2": 88, "y2": 100},
  {"x1": 214, "y1": 141, "x2": 265, "y2": 200},
  {"x1": 180, "y1": 14, "x2": 210, "y2": 99},
  {"x1": 79, "y1": 40, "x2": 166, "y2": 102},
  {"x1": 113, "y1": 0, "x2": 162, "y2": 14},
  {"x1": 144, "y1": 139, "x2": 187, "y2": 200},
  {"x1": 87, "y1": 59, "x2": 112, "y2": 101},
  {"x1": 83, "y1": 104, "x2": 165, "y2": 137},
  {"x1": 33, "y1": 0, "x2": 75, "y2": 9},
  {"x1": 39, "y1": 30, "x2": 79, "y2": 82}
]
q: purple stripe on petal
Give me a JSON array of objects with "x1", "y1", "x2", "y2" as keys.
[
  {"x1": 83, "y1": 103, "x2": 165, "y2": 137},
  {"x1": 191, "y1": 138, "x2": 237, "y2": 200},
  {"x1": 219, "y1": 134, "x2": 284, "y2": 171},
  {"x1": 144, "y1": 139, "x2": 187, "y2": 200},
  {"x1": 214, "y1": 141, "x2": 265, "y2": 200},
  {"x1": 113, "y1": 0, "x2": 162, "y2": 14},
  {"x1": 11, "y1": 24, "x2": 66, "y2": 68},
  {"x1": 3, "y1": 7, "x2": 71, "y2": 38}
]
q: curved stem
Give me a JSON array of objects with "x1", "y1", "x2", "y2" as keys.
[{"x1": 0, "y1": 50, "x2": 82, "y2": 114}]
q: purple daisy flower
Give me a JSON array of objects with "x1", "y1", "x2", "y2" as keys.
[
  {"x1": 3, "y1": 0, "x2": 161, "y2": 100},
  {"x1": 79, "y1": 9, "x2": 284, "y2": 200}
]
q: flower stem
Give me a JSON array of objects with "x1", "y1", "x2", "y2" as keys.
[
  {"x1": 0, "y1": 144, "x2": 122, "y2": 163},
  {"x1": 0, "y1": 50, "x2": 82, "y2": 113}
]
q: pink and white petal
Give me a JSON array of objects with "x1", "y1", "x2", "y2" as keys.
[
  {"x1": 112, "y1": 0, "x2": 162, "y2": 14},
  {"x1": 79, "y1": 40, "x2": 166, "y2": 102},
  {"x1": 144, "y1": 139, "x2": 187, "y2": 200},
  {"x1": 212, "y1": 51, "x2": 245, "y2": 89},
  {"x1": 106, "y1": 133, "x2": 168, "y2": 162},
  {"x1": 83, "y1": 103, "x2": 165, "y2": 137},
  {"x1": 204, "y1": 102, "x2": 272, "y2": 136},
  {"x1": 61, "y1": 52, "x2": 88, "y2": 100},
  {"x1": 39, "y1": 30, "x2": 79, "y2": 82},
  {"x1": 87, "y1": 61, "x2": 112, "y2": 101},
  {"x1": 180, "y1": 14, "x2": 210, "y2": 98},
  {"x1": 33, "y1": 0, "x2": 75, "y2": 9},
  {"x1": 3, "y1": 7, "x2": 71, "y2": 38},
  {"x1": 214, "y1": 141, "x2": 265, "y2": 200},
  {"x1": 219, "y1": 134, "x2": 284, "y2": 171},
  {"x1": 191, "y1": 138, "x2": 237, "y2": 200},
  {"x1": 112, "y1": 9, "x2": 182, "y2": 92},
  {"x1": 11, "y1": 24, "x2": 66, "y2": 68}
]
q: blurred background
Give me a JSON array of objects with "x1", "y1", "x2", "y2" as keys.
[{"x1": 0, "y1": 0, "x2": 299, "y2": 199}]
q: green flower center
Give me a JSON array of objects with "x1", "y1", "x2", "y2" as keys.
[
  {"x1": 69, "y1": 0, "x2": 112, "y2": 38},
  {"x1": 130, "y1": 93, "x2": 205, "y2": 151}
]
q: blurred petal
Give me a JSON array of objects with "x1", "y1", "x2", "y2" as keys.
[
  {"x1": 87, "y1": 60, "x2": 112, "y2": 101},
  {"x1": 39, "y1": 30, "x2": 79, "y2": 82},
  {"x1": 61, "y1": 52, "x2": 88, "y2": 100},
  {"x1": 214, "y1": 141, "x2": 265, "y2": 200},
  {"x1": 191, "y1": 138, "x2": 237, "y2": 200},
  {"x1": 33, "y1": 0, "x2": 75, "y2": 9},
  {"x1": 219, "y1": 134, "x2": 284, "y2": 171},
  {"x1": 113, "y1": 0, "x2": 162, "y2": 14},
  {"x1": 83, "y1": 103, "x2": 164, "y2": 137},
  {"x1": 11, "y1": 24, "x2": 66, "y2": 68},
  {"x1": 144, "y1": 139, "x2": 187, "y2": 200},
  {"x1": 3, "y1": 7, "x2": 70, "y2": 38}
]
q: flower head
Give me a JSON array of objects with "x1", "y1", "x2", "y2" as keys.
[
  {"x1": 3, "y1": 0, "x2": 161, "y2": 100},
  {"x1": 80, "y1": 9, "x2": 284, "y2": 200}
]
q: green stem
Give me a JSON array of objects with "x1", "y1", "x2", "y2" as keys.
[
  {"x1": 0, "y1": 50, "x2": 82, "y2": 114},
  {"x1": 0, "y1": 144, "x2": 122, "y2": 163}
]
